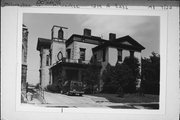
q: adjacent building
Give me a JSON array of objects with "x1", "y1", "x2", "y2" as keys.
[
  {"x1": 22, "y1": 24, "x2": 29, "y2": 89},
  {"x1": 37, "y1": 25, "x2": 145, "y2": 91}
]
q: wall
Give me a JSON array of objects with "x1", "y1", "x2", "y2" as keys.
[
  {"x1": 67, "y1": 41, "x2": 97, "y2": 62},
  {"x1": 51, "y1": 40, "x2": 66, "y2": 65},
  {"x1": 122, "y1": 49, "x2": 130, "y2": 62},
  {"x1": 40, "y1": 48, "x2": 50, "y2": 88},
  {"x1": 134, "y1": 51, "x2": 141, "y2": 64},
  {"x1": 108, "y1": 47, "x2": 118, "y2": 66}
]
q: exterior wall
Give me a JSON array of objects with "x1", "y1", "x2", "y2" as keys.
[
  {"x1": 67, "y1": 41, "x2": 97, "y2": 63},
  {"x1": 134, "y1": 51, "x2": 141, "y2": 64},
  {"x1": 66, "y1": 42, "x2": 74, "y2": 59},
  {"x1": 93, "y1": 48, "x2": 109, "y2": 91},
  {"x1": 39, "y1": 48, "x2": 50, "y2": 88},
  {"x1": 134, "y1": 51, "x2": 142, "y2": 88},
  {"x1": 108, "y1": 47, "x2": 118, "y2": 66},
  {"x1": 122, "y1": 49, "x2": 130, "y2": 62},
  {"x1": 51, "y1": 40, "x2": 66, "y2": 65}
]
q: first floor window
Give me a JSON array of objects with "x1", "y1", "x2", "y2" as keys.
[{"x1": 118, "y1": 49, "x2": 122, "y2": 62}]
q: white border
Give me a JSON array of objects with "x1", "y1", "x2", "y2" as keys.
[{"x1": 16, "y1": 7, "x2": 167, "y2": 115}]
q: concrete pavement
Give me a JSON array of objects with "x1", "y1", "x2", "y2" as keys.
[{"x1": 26, "y1": 91, "x2": 158, "y2": 109}]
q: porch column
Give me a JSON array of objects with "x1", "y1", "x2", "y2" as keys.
[{"x1": 78, "y1": 70, "x2": 82, "y2": 81}]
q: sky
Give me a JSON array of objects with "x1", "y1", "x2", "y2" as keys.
[{"x1": 23, "y1": 13, "x2": 160, "y2": 85}]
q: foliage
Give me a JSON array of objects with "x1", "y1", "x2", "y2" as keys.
[
  {"x1": 82, "y1": 59, "x2": 101, "y2": 94},
  {"x1": 141, "y1": 52, "x2": 160, "y2": 95},
  {"x1": 102, "y1": 63, "x2": 135, "y2": 96},
  {"x1": 123, "y1": 56, "x2": 140, "y2": 79},
  {"x1": 46, "y1": 78, "x2": 63, "y2": 93},
  {"x1": 46, "y1": 83, "x2": 61, "y2": 93},
  {"x1": 122, "y1": 56, "x2": 140, "y2": 93}
]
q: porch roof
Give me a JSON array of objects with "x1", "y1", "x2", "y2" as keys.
[{"x1": 50, "y1": 62, "x2": 101, "y2": 71}]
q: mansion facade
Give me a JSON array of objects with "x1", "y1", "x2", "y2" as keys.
[{"x1": 37, "y1": 25, "x2": 145, "y2": 91}]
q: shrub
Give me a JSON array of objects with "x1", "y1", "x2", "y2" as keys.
[
  {"x1": 46, "y1": 84, "x2": 61, "y2": 93},
  {"x1": 141, "y1": 80, "x2": 159, "y2": 95},
  {"x1": 102, "y1": 63, "x2": 135, "y2": 95}
]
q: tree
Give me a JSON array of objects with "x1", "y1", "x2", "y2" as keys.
[
  {"x1": 102, "y1": 63, "x2": 134, "y2": 96},
  {"x1": 141, "y1": 52, "x2": 160, "y2": 95},
  {"x1": 83, "y1": 58, "x2": 101, "y2": 94},
  {"x1": 123, "y1": 56, "x2": 140, "y2": 93}
]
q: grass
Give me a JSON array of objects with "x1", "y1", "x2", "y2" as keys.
[{"x1": 89, "y1": 93, "x2": 159, "y2": 103}]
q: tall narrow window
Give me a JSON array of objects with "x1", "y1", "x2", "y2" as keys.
[
  {"x1": 130, "y1": 51, "x2": 134, "y2": 58},
  {"x1": 40, "y1": 54, "x2": 42, "y2": 68},
  {"x1": 118, "y1": 49, "x2": 122, "y2": 62},
  {"x1": 46, "y1": 55, "x2": 49, "y2": 66},
  {"x1": 102, "y1": 48, "x2": 106, "y2": 62},
  {"x1": 80, "y1": 48, "x2": 86, "y2": 61},
  {"x1": 94, "y1": 54, "x2": 97, "y2": 62},
  {"x1": 66, "y1": 49, "x2": 71, "y2": 59},
  {"x1": 49, "y1": 49, "x2": 52, "y2": 65}
]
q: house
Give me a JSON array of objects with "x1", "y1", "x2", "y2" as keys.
[
  {"x1": 21, "y1": 24, "x2": 28, "y2": 90},
  {"x1": 36, "y1": 25, "x2": 145, "y2": 92}
]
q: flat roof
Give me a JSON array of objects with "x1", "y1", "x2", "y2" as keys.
[{"x1": 36, "y1": 38, "x2": 52, "y2": 51}]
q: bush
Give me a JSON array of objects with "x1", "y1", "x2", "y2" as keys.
[
  {"x1": 46, "y1": 84, "x2": 61, "y2": 93},
  {"x1": 102, "y1": 84, "x2": 119, "y2": 94},
  {"x1": 35, "y1": 83, "x2": 40, "y2": 89},
  {"x1": 141, "y1": 80, "x2": 159, "y2": 95},
  {"x1": 102, "y1": 63, "x2": 135, "y2": 94}
]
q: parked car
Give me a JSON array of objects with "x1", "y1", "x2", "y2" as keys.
[{"x1": 62, "y1": 80, "x2": 84, "y2": 96}]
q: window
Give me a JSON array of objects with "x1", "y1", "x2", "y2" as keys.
[
  {"x1": 80, "y1": 48, "x2": 86, "y2": 61},
  {"x1": 102, "y1": 48, "x2": 106, "y2": 62},
  {"x1": 118, "y1": 49, "x2": 122, "y2": 62},
  {"x1": 49, "y1": 49, "x2": 52, "y2": 65},
  {"x1": 46, "y1": 55, "x2": 49, "y2": 66},
  {"x1": 94, "y1": 54, "x2": 97, "y2": 62},
  {"x1": 66, "y1": 49, "x2": 71, "y2": 59},
  {"x1": 130, "y1": 51, "x2": 134, "y2": 58}
]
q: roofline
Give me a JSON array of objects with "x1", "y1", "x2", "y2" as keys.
[
  {"x1": 66, "y1": 34, "x2": 107, "y2": 47},
  {"x1": 114, "y1": 35, "x2": 145, "y2": 49},
  {"x1": 36, "y1": 38, "x2": 52, "y2": 51},
  {"x1": 92, "y1": 41, "x2": 145, "y2": 53}
]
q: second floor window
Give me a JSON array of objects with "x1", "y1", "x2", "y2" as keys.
[
  {"x1": 118, "y1": 49, "x2": 122, "y2": 62},
  {"x1": 102, "y1": 48, "x2": 106, "y2": 62},
  {"x1": 66, "y1": 49, "x2": 71, "y2": 59},
  {"x1": 80, "y1": 48, "x2": 86, "y2": 61},
  {"x1": 46, "y1": 55, "x2": 49, "y2": 66},
  {"x1": 130, "y1": 51, "x2": 134, "y2": 58}
]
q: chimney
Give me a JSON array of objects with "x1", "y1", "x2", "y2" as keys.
[
  {"x1": 83, "y1": 28, "x2": 91, "y2": 36},
  {"x1": 109, "y1": 33, "x2": 116, "y2": 41}
]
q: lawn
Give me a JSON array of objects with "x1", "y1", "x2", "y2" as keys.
[{"x1": 89, "y1": 93, "x2": 159, "y2": 103}]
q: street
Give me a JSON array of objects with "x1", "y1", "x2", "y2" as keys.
[
  {"x1": 26, "y1": 91, "x2": 159, "y2": 109},
  {"x1": 28, "y1": 91, "x2": 136, "y2": 109}
]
